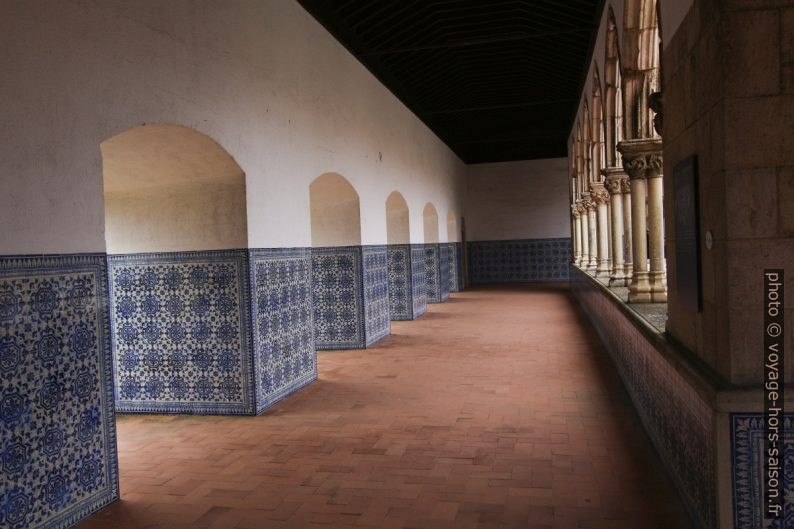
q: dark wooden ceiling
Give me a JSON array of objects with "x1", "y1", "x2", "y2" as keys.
[{"x1": 297, "y1": 0, "x2": 602, "y2": 164}]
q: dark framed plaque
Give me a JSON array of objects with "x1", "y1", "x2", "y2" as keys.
[{"x1": 673, "y1": 155, "x2": 702, "y2": 312}]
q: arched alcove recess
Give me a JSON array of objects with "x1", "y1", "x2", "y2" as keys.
[
  {"x1": 101, "y1": 124, "x2": 247, "y2": 253},
  {"x1": 591, "y1": 67, "x2": 606, "y2": 182},
  {"x1": 446, "y1": 210, "x2": 458, "y2": 243},
  {"x1": 385, "y1": 191, "x2": 410, "y2": 245},
  {"x1": 604, "y1": 6, "x2": 624, "y2": 167},
  {"x1": 423, "y1": 203, "x2": 439, "y2": 243},
  {"x1": 309, "y1": 173, "x2": 362, "y2": 247},
  {"x1": 622, "y1": 0, "x2": 660, "y2": 140}
]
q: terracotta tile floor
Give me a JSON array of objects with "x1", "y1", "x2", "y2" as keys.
[{"x1": 80, "y1": 285, "x2": 694, "y2": 529}]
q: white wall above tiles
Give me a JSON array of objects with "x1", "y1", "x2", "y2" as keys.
[{"x1": 0, "y1": 0, "x2": 466, "y2": 254}]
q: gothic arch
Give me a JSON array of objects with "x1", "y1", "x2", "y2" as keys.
[
  {"x1": 591, "y1": 66, "x2": 606, "y2": 182},
  {"x1": 622, "y1": 0, "x2": 660, "y2": 140},
  {"x1": 604, "y1": 5, "x2": 624, "y2": 167}
]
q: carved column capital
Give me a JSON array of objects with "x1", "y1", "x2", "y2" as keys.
[
  {"x1": 582, "y1": 196, "x2": 595, "y2": 211},
  {"x1": 620, "y1": 178, "x2": 631, "y2": 193},
  {"x1": 617, "y1": 138, "x2": 663, "y2": 180},
  {"x1": 575, "y1": 199, "x2": 586, "y2": 215},
  {"x1": 589, "y1": 181, "x2": 610, "y2": 205},
  {"x1": 571, "y1": 204, "x2": 581, "y2": 218},
  {"x1": 601, "y1": 167, "x2": 628, "y2": 195}
]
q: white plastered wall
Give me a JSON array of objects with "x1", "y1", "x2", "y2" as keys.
[
  {"x1": 0, "y1": 0, "x2": 466, "y2": 255},
  {"x1": 465, "y1": 158, "x2": 571, "y2": 241}
]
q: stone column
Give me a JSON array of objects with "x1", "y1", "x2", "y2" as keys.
[
  {"x1": 585, "y1": 197, "x2": 598, "y2": 273},
  {"x1": 621, "y1": 178, "x2": 633, "y2": 280},
  {"x1": 571, "y1": 203, "x2": 582, "y2": 265},
  {"x1": 646, "y1": 151, "x2": 667, "y2": 301},
  {"x1": 603, "y1": 167, "x2": 628, "y2": 286},
  {"x1": 579, "y1": 199, "x2": 590, "y2": 268},
  {"x1": 590, "y1": 181, "x2": 611, "y2": 278},
  {"x1": 618, "y1": 139, "x2": 652, "y2": 302}
]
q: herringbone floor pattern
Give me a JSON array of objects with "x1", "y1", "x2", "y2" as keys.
[{"x1": 80, "y1": 285, "x2": 693, "y2": 529}]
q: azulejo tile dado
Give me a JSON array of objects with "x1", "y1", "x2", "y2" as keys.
[
  {"x1": 0, "y1": 254, "x2": 119, "y2": 529},
  {"x1": 387, "y1": 245, "x2": 427, "y2": 320},
  {"x1": 410, "y1": 245, "x2": 428, "y2": 319},
  {"x1": 107, "y1": 250, "x2": 255, "y2": 415},
  {"x1": 468, "y1": 238, "x2": 571, "y2": 283},
  {"x1": 446, "y1": 243, "x2": 462, "y2": 292},
  {"x1": 424, "y1": 244, "x2": 450, "y2": 303},
  {"x1": 731, "y1": 413, "x2": 793, "y2": 529},
  {"x1": 249, "y1": 248, "x2": 317, "y2": 413},
  {"x1": 362, "y1": 246, "x2": 390, "y2": 346},
  {"x1": 311, "y1": 246, "x2": 390, "y2": 350},
  {"x1": 570, "y1": 267, "x2": 715, "y2": 529}
]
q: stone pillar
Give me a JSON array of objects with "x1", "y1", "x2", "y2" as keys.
[
  {"x1": 603, "y1": 167, "x2": 628, "y2": 286},
  {"x1": 571, "y1": 203, "x2": 582, "y2": 265},
  {"x1": 646, "y1": 152, "x2": 668, "y2": 302},
  {"x1": 621, "y1": 178, "x2": 633, "y2": 280},
  {"x1": 585, "y1": 196, "x2": 598, "y2": 272},
  {"x1": 618, "y1": 139, "x2": 652, "y2": 302},
  {"x1": 579, "y1": 199, "x2": 590, "y2": 268},
  {"x1": 590, "y1": 181, "x2": 611, "y2": 278}
]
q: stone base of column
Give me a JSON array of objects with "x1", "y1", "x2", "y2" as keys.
[
  {"x1": 628, "y1": 271, "x2": 653, "y2": 303},
  {"x1": 623, "y1": 262, "x2": 633, "y2": 283},
  {"x1": 586, "y1": 257, "x2": 598, "y2": 273},
  {"x1": 609, "y1": 270, "x2": 628, "y2": 287},
  {"x1": 596, "y1": 260, "x2": 611, "y2": 278},
  {"x1": 648, "y1": 271, "x2": 668, "y2": 302}
]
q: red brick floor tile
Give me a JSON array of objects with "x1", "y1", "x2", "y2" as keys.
[{"x1": 79, "y1": 285, "x2": 693, "y2": 529}]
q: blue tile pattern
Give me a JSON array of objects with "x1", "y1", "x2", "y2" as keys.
[
  {"x1": 731, "y1": 413, "x2": 793, "y2": 529},
  {"x1": 387, "y1": 245, "x2": 412, "y2": 321},
  {"x1": 362, "y1": 246, "x2": 390, "y2": 347},
  {"x1": 570, "y1": 267, "x2": 715, "y2": 529},
  {"x1": 446, "y1": 243, "x2": 461, "y2": 292},
  {"x1": 423, "y1": 244, "x2": 440, "y2": 303},
  {"x1": 410, "y1": 246, "x2": 428, "y2": 319},
  {"x1": 468, "y1": 238, "x2": 571, "y2": 283},
  {"x1": 248, "y1": 249, "x2": 316, "y2": 413},
  {"x1": 107, "y1": 251, "x2": 254, "y2": 414},
  {"x1": 439, "y1": 244, "x2": 452, "y2": 301},
  {"x1": 0, "y1": 254, "x2": 119, "y2": 529},
  {"x1": 311, "y1": 247, "x2": 364, "y2": 349}
]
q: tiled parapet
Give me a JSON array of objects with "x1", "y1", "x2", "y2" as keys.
[
  {"x1": 0, "y1": 254, "x2": 119, "y2": 529},
  {"x1": 570, "y1": 267, "x2": 716, "y2": 529},
  {"x1": 731, "y1": 414, "x2": 793, "y2": 529},
  {"x1": 424, "y1": 244, "x2": 450, "y2": 303},
  {"x1": 311, "y1": 246, "x2": 390, "y2": 350},
  {"x1": 387, "y1": 245, "x2": 428, "y2": 320},
  {"x1": 107, "y1": 251, "x2": 255, "y2": 414},
  {"x1": 468, "y1": 238, "x2": 571, "y2": 284},
  {"x1": 248, "y1": 248, "x2": 316, "y2": 413},
  {"x1": 410, "y1": 245, "x2": 428, "y2": 318}
]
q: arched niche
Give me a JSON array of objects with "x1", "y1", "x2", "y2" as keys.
[
  {"x1": 309, "y1": 173, "x2": 362, "y2": 247},
  {"x1": 446, "y1": 210, "x2": 458, "y2": 242},
  {"x1": 385, "y1": 191, "x2": 410, "y2": 245},
  {"x1": 101, "y1": 123, "x2": 247, "y2": 254},
  {"x1": 423, "y1": 203, "x2": 439, "y2": 243}
]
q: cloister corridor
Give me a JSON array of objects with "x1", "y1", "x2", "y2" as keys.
[{"x1": 78, "y1": 286, "x2": 693, "y2": 529}]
